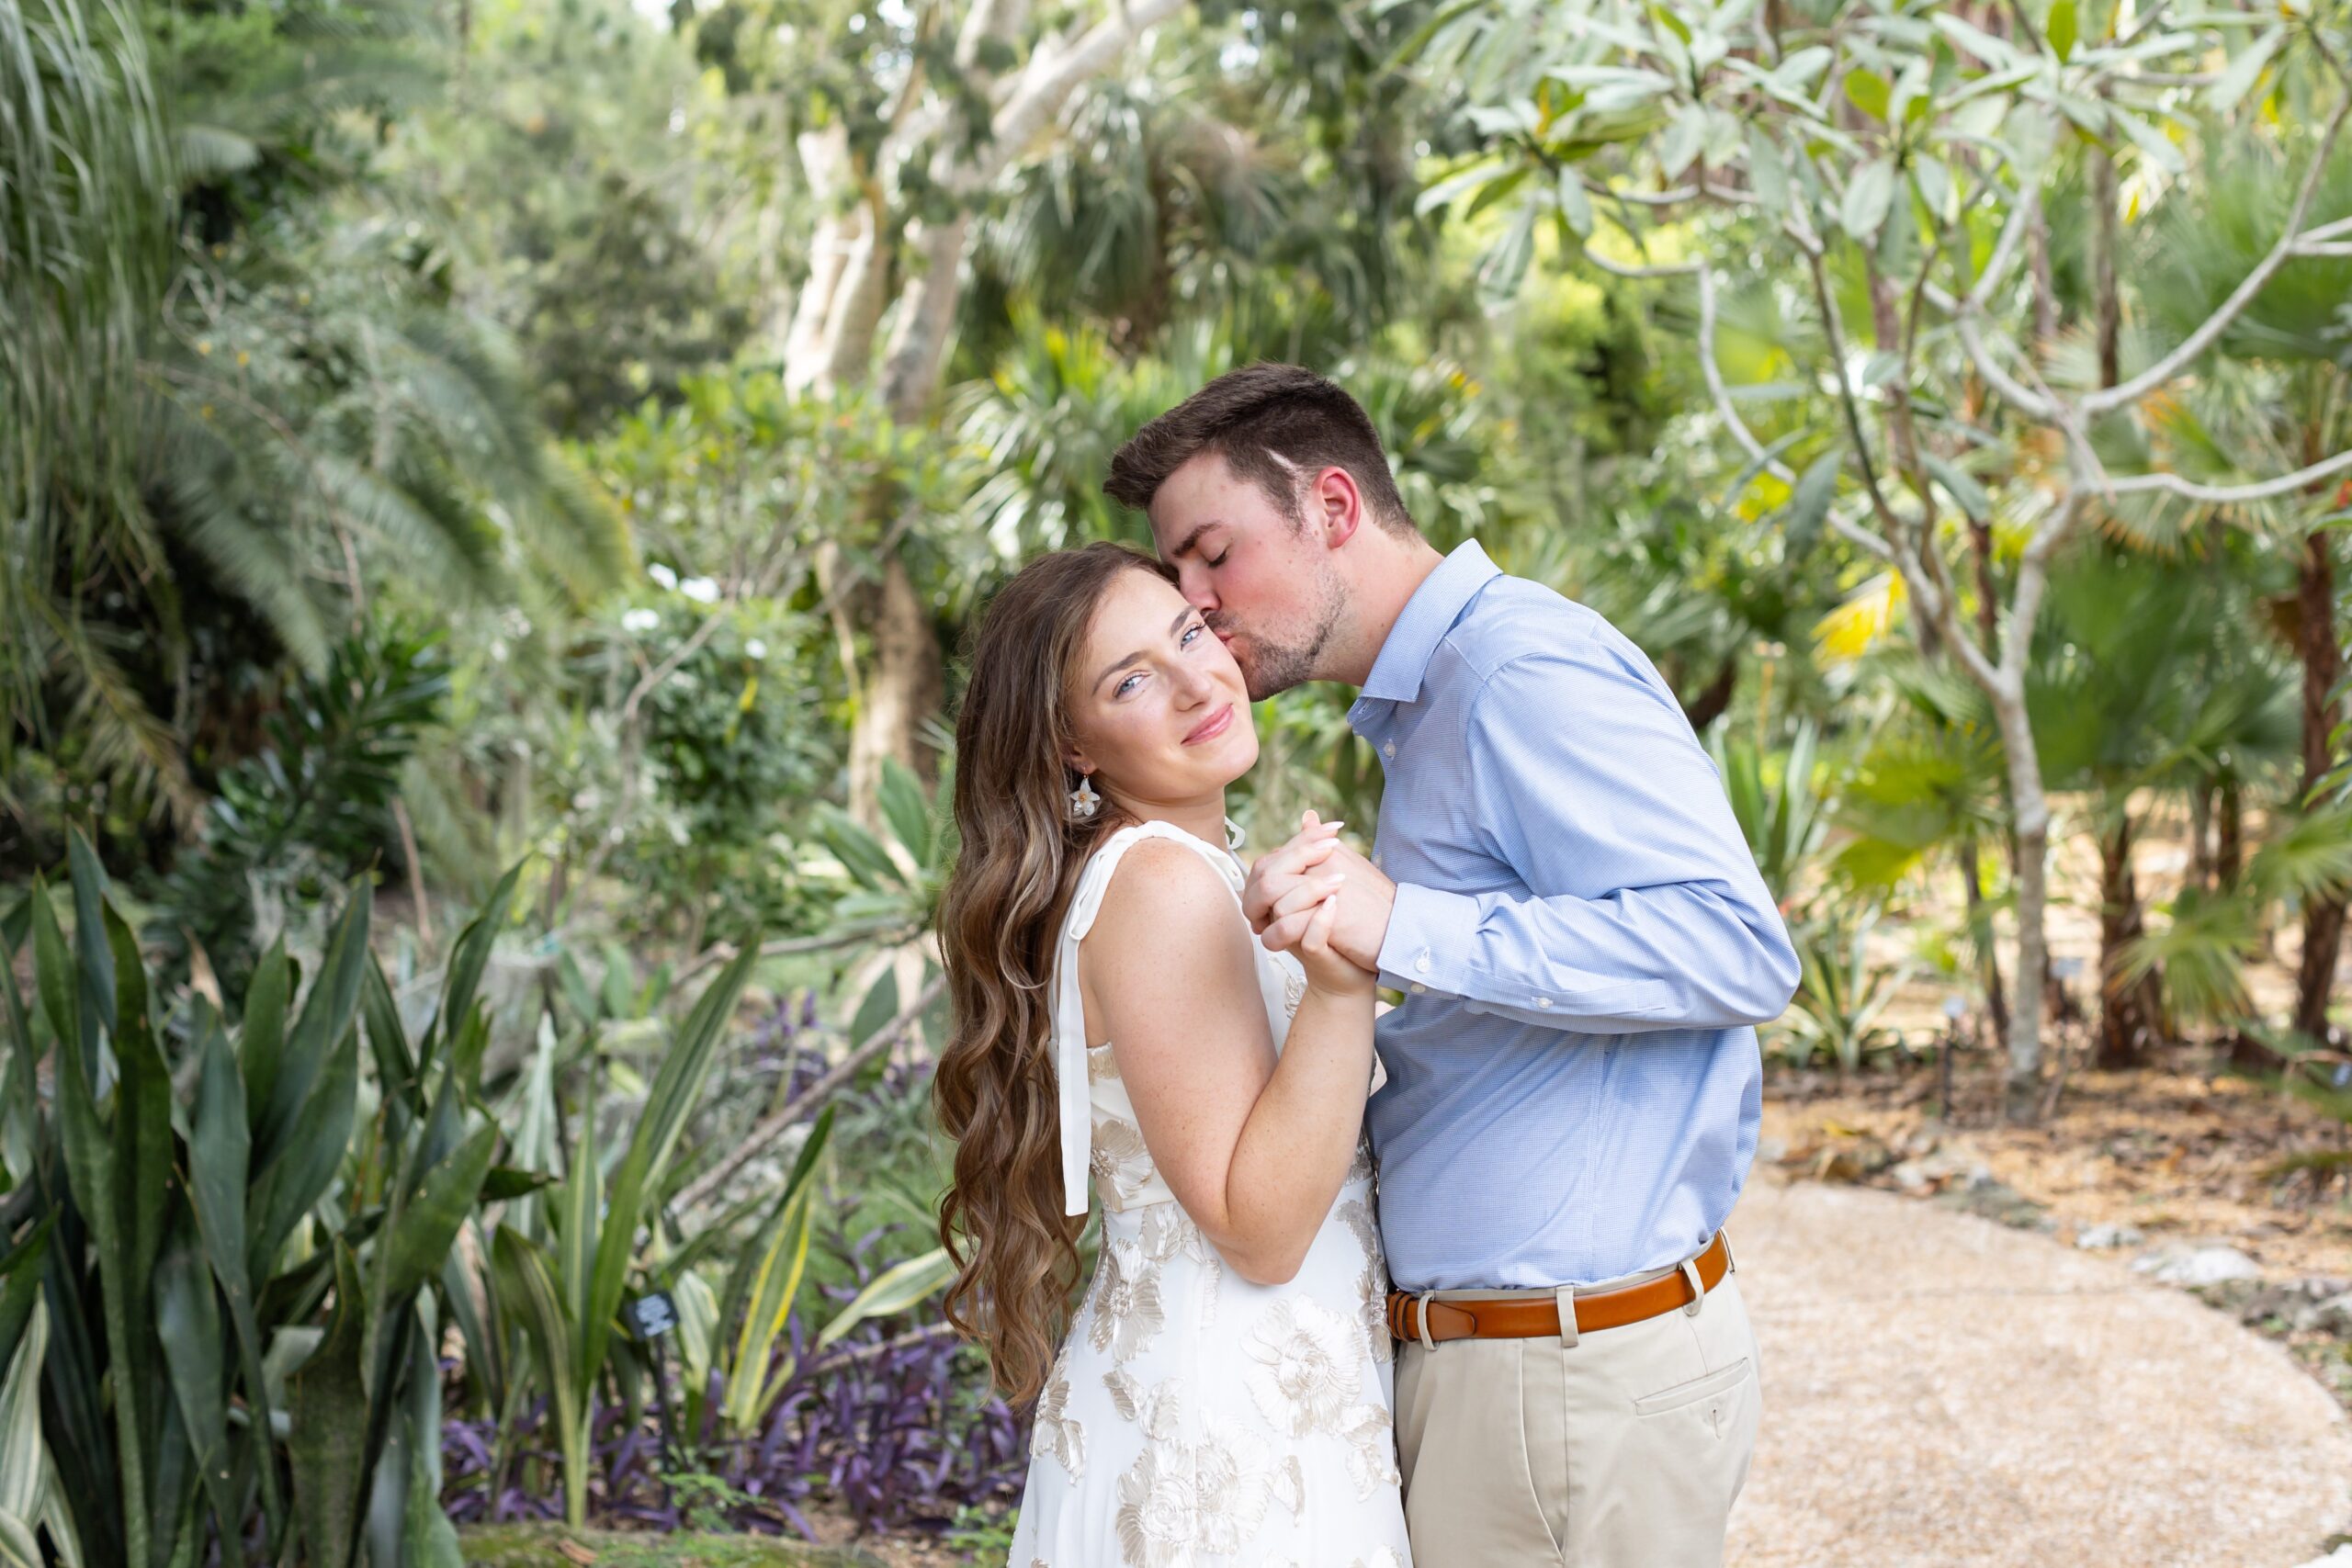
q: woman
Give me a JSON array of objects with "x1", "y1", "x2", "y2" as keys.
[{"x1": 935, "y1": 542, "x2": 1410, "y2": 1568}]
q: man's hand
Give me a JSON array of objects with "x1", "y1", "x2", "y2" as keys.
[{"x1": 1241, "y1": 810, "x2": 1396, "y2": 975}]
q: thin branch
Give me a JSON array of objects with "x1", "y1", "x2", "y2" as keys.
[
  {"x1": 2082, "y1": 94, "x2": 2352, "y2": 416},
  {"x1": 1955, "y1": 310, "x2": 2061, "y2": 421},
  {"x1": 1968, "y1": 185, "x2": 2038, "y2": 310},
  {"x1": 2101, "y1": 446, "x2": 2352, "y2": 502},
  {"x1": 1802, "y1": 243, "x2": 1908, "y2": 540},
  {"x1": 674, "y1": 972, "x2": 949, "y2": 1213},
  {"x1": 1605, "y1": 181, "x2": 1748, "y2": 207},
  {"x1": 1697, "y1": 267, "x2": 1796, "y2": 486},
  {"x1": 1580, "y1": 250, "x2": 1702, "y2": 280}
]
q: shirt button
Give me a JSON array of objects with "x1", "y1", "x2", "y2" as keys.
[
  {"x1": 1409, "y1": 983, "x2": 1426, "y2": 995},
  {"x1": 1536, "y1": 998, "x2": 1553, "y2": 1010},
  {"x1": 1414, "y1": 953, "x2": 1431, "y2": 976},
  {"x1": 1382, "y1": 740, "x2": 1396, "y2": 759}
]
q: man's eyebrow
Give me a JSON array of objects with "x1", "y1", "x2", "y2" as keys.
[
  {"x1": 1093, "y1": 607, "x2": 1199, "y2": 691},
  {"x1": 1165, "y1": 521, "x2": 1220, "y2": 561}
]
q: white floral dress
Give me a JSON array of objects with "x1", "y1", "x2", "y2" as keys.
[{"x1": 1008, "y1": 819, "x2": 1411, "y2": 1568}]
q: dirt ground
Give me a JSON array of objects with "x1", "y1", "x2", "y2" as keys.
[{"x1": 1763, "y1": 1051, "x2": 2352, "y2": 1416}]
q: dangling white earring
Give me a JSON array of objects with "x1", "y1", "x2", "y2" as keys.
[{"x1": 1069, "y1": 774, "x2": 1102, "y2": 821}]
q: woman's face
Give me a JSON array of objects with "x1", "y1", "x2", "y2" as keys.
[{"x1": 1066, "y1": 568, "x2": 1259, "y2": 808}]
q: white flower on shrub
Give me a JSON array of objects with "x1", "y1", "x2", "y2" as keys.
[
  {"x1": 648, "y1": 562, "x2": 678, "y2": 589},
  {"x1": 679, "y1": 575, "x2": 718, "y2": 603},
  {"x1": 622, "y1": 608, "x2": 659, "y2": 633}
]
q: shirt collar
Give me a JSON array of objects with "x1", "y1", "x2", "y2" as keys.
[{"x1": 1359, "y1": 539, "x2": 1500, "y2": 705}]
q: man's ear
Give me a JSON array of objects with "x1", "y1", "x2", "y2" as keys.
[{"x1": 1310, "y1": 465, "x2": 1365, "y2": 549}]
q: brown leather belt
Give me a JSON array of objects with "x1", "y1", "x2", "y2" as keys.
[{"x1": 1385, "y1": 1234, "x2": 1733, "y2": 1347}]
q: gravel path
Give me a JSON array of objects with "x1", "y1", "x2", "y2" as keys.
[{"x1": 1725, "y1": 1181, "x2": 2352, "y2": 1568}]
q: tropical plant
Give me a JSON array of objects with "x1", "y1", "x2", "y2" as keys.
[
  {"x1": 0, "y1": 839, "x2": 524, "y2": 1566},
  {"x1": 1775, "y1": 905, "x2": 1912, "y2": 1076},
  {"x1": 481, "y1": 936, "x2": 760, "y2": 1528},
  {"x1": 1713, "y1": 719, "x2": 1830, "y2": 910}
]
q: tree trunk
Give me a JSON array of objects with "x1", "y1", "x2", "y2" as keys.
[
  {"x1": 2295, "y1": 526, "x2": 2346, "y2": 1042},
  {"x1": 782, "y1": 128, "x2": 854, "y2": 392},
  {"x1": 1679, "y1": 654, "x2": 1738, "y2": 734},
  {"x1": 1962, "y1": 836, "x2": 2010, "y2": 1044},
  {"x1": 2095, "y1": 813, "x2": 2166, "y2": 1068},
  {"x1": 815, "y1": 193, "x2": 892, "y2": 395},
  {"x1": 2090, "y1": 145, "x2": 2121, "y2": 389},
  {"x1": 844, "y1": 553, "x2": 944, "y2": 826},
  {"x1": 2218, "y1": 777, "x2": 2244, "y2": 886},
  {"x1": 1993, "y1": 688, "x2": 2050, "y2": 1120}
]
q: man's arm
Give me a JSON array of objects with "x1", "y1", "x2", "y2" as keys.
[
  {"x1": 1383, "y1": 641, "x2": 1801, "y2": 1032},
  {"x1": 1253, "y1": 637, "x2": 1801, "y2": 1034}
]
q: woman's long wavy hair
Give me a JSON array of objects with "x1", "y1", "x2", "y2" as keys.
[{"x1": 934, "y1": 541, "x2": 1174, "y2": 1403}]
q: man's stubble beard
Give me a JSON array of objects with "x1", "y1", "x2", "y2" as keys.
[{"x1": 1214, "y1": 570, "x2": 1347, "y2": 703}]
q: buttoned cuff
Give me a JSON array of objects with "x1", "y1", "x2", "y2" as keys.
[{"x1": 1376, "y1": 881, "x2": 1467, "y2": 1000}]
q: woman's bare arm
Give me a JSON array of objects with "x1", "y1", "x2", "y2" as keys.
[{"x1": 1082, "y1": 839, "x2": 1375, "y2": 1285}]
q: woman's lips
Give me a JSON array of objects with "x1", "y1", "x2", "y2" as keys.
[{"x1": 1183, "y1": 704, "x2": 1235, "y2": 745}]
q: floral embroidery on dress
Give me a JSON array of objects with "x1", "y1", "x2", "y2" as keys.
[
  {"x1": 1338, "y1": 1401, "x2": 1401, "y2": 1499},
  {"x1": 1114, "y1": 1442, "x2": 1201, "y2": 1568},
  {"x1": 1344, "y1": 1136, "x2": 1375, "y2": 1189},
  {"x1": 1141, "y1": 1203, "x2": 1202, "y2": 1263},
  {"x1": 1191, "y1": 1423, "x2": 1277, "y2": 1553},
  {"x1": 1241, "y1": 1296, "x2": 1363, "y2": 1438},
  {"x1": 1280, "y1": 959, "x2": 1306, "y2": 1019},
  {"x1": 1272, "y1": 1454, "x2": 1306, "y2": 1515},
  {"x1": 1336, "y1": 1199, "x2": 1393, "y2": 1366},
  {"x1": 1088, "y1": 1042, "x2": 1122, "y2": 1083},
  {"x1": 1104, "y1": 1366, "x2": 1144, "y2": 1423},
  {"x1": 1351, "y1": 1551, "x2": 1408, "y2": 1568},
  {"x1": 1091, "y1": 1114, "x2": 1158, "y2": 1209},
  {"x1": 1034, "y1": 1346, "x2": 1086, "y2": 1480},
  {"x1": 1087, "y1": 1236, "x2": 1166, "y2": 1363}
]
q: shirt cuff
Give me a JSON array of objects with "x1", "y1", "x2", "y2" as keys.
[{"x1": 1376, "y1": 881, "x2": 1469, "y2": 999}]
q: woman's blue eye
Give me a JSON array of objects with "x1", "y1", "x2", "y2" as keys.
[
  {"x1": 1115, "y1": 673, "x2": 1142, "y2": 697},
  {"x1": 1181, "y1": 623, "x2": 1204, "y2": 649}
]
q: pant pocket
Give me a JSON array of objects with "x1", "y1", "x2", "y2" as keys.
[{"x1": 1631, "y1": 1355, "x2": 1755, "y2": 1449}]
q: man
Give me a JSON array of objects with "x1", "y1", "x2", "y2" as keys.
[{"x1": 1105, "y1": 363, "x2": 1802, "y2": 1566}]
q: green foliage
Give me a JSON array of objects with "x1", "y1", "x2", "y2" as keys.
[
  {"x1": 1775, "y1": 907, "x2": 1911, "y2": 1075},
  {"x1": 1712, "y1": 720, "x2": 1828, "y2": 909},
  {"x1": 150, "y1": 625, "x2": 451, "y2": 992},
  {"x1": 2, "y1": 836, "x2": 522, "y2": 1564}
]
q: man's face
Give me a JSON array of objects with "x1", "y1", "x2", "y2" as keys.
[{"x1": 1147, "y1": 450, "x2": 1346, "y2": 702}]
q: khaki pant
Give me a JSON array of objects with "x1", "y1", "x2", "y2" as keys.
[{"x1": 1393, "y1": 1264, "x2": 1760, "y2": 1567}]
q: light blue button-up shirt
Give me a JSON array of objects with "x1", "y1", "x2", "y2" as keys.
[{"x1": 1357, "y1": 540, "x2": 1801, "y2": 1291}]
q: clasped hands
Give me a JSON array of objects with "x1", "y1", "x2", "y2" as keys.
[{"x1": 1240, "y1": 810, "x2": 1396, "y2": 986}]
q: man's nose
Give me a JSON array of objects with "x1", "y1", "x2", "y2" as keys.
[{"x1": 1178, "y1": 566, "x2": 1218, "y2": 612}]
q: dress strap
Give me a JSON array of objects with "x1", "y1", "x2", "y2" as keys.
[{"x1": 1055, "y1": 820, "x2": 1244, "y2": 1216}]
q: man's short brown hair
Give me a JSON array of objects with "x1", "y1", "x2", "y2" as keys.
[{"x1": 1103, "y1": 364, "x2": 1419, "y2": 537}]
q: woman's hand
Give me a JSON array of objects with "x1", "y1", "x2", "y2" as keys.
[{"x1": 1287, "y1": 813, "x2": 1376, "y2": 1000}]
